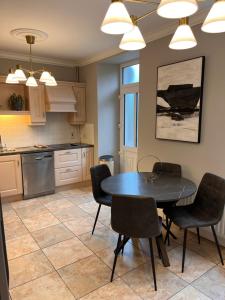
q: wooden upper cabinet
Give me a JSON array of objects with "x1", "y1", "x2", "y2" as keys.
[
  {"x1": 0, "y1": 155, "x2": 23, "y2": 198},
  {"x1": 27, "y1": 85, "x2": 46, "y2": 125},
  {"x1": 68, "y1": 85, "x2": 86, "y2": 125}
]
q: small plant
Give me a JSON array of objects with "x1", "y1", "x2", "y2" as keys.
[{"x1": 8, "y1": 93, "x2": 24, "y2": 111}]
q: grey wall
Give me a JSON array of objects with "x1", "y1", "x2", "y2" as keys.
[
  {"x1": 139, "y1": 24, "x2": 225, "y2": 184},
  {"x1": 0, "y1": 58, "x2": 76, "y2": 81},
  {"x1": 97, "y1": 64, "x2": 120, "y2": 172}
]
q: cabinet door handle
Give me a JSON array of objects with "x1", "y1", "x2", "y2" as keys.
[{"x1": 65, "y1": 151, "x2": 71, "y2": 155}]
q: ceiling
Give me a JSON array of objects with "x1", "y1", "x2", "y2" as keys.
[{"x1": 1, "y1": 0, "x2": 212, "y2": 66}]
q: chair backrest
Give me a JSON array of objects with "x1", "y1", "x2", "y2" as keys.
[
  {"x1": 111, "y1": 195, "x2": 161, "y2": 238},
  {"x1": 153, "y1": 162, "x2": 182, "y2": 177},
  {"x1": 194, "y1": 173, "x2": 225, "y2": 222},
  {"x1": 90, "y1": 164, "x2": 111, "y2": 200}
]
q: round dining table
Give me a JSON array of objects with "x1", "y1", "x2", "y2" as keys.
[{"x1": 101, "y1": 172, "x2": 197, "y2": 267}]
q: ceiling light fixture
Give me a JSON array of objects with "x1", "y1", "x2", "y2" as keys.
[
  {"x1": 101, "y1": 0, "x2": 134, "y2": 34},
  {"x1": 169, "y1": 17, "x2": 197, "y2": 49},
  {"x1": 101, "y1": 0, "x2": 225, "y2": 51},
  {"x1": 201, "y1": 0, "x2": 225, "y2": 33},
  {"x1": 6, "y1": 32, "x2": 57, "y2": 87},
  {"x1": 119, "y1": 15, "x2": 146, "y2": 50}
]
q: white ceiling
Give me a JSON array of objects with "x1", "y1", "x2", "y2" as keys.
[{"x1": 1, "y1": 0, "x2": 212, "y2": 66}]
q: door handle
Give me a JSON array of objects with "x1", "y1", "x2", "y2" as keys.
[{"x1": 35, "y1": 157, "x2": 43, "y2": 160}]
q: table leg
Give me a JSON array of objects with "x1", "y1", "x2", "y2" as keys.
[{"x1": 156, "y1": 234, "x2": 170, "y2": 267}]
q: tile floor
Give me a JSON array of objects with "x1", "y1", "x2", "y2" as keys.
[{"x1": 3, "y1": 186, "x2": 225, "y2": 300}]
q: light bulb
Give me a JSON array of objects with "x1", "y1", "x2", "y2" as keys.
[
  {"x1": 202, "y1": 0, "x2": 225, "y2": 33},
  {"x1": 45, "y1": 76, "x2": 57, "y2": 86},
  {"x1": 39, "y1": 71, "x2": 51, "y2": 82},
  {"x1": 157, "y1": 0, "x2": 198, "y2": 19},
  {"x1": 101, "y1": 0, "x2": 134, "y2": 34},
  {"x1": 26, "y1": 75, "x2": 38, "y2": 87},
  {"x1": 119, "y1": 25, "x2": 146, "y2": 50},
  {"x1": 6, "y1": 69, "x2": 19, "y2": 84},
  {"x1": 14, "y1": 65, "x2": 27, "y2": 81}
]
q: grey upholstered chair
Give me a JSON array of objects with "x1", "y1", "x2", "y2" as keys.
[
  {"x1": 90, "y1": 164, "x2": 112, "y2": 235},
  {"x1": 153, "y1": 162, "x2": 182, "y2": 243},
  {"x1": 111, "y1": 195, "x2": 164, "y2": 291},
  {"x1": 164, "y1": 173, "x2": 225, "y2": 272}
]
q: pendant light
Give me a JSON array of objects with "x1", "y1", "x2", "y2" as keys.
[
  {"x1": 101, "y1": 0, "x2": 134, "y2": 34},
  {"x1": 26, "y1": 73, "x2": 38, "y2": 87},
  {"x1": 157, "y1": 0, "x2": 198, "y2": 19},
  {"x1": 6, "y1": 69, "x2": 19, "y2": 84},
  {"x1": 119, "y1": 16, "x2": 146, "y2": 50},
  {"x1": 45, "y1": 74, "x2": 57, "y2": 86},
  {"x1": 169, "y1": 18, "x2": 197, "y2": 50},
  {"x1": 39, "y1": 70, "x2": 52, "y2": 83},
  {"x1": 14, "y1": 65, "x2": 27, "y2": 81},
  {"x1": 202, "y1": 0, "x2": 225, "y2": 33}
]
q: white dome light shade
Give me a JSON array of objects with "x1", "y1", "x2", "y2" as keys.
[
  {"x1": 39, "y1": 71, "x2": 51, "y2": 82},
  {"x1": 6, "y1": 72, "x2": 19, "y2": 84},
  {"x1": 157, "y1": 0, "x2": 198, "y2": 19},
  {"x1": 45, "y1": 76, "x2": 57, "y2": 86},
  {"x1": 202, "y1": 0, "x2": 225, "y2": 33},
  {"x1": 169, "y1": 24, "x2": 197, "y2": 50},
  {"x1": 119, "y1": 25, "x2": 146, "y2": 50},
  {"x1": 14, "y1": 66, "x2": 27, "y2": 81},
  {"x1": 26, "y1": 75, "x2": 38, "y2": 87},
  {"x1": 101, "y1": 0, "x2": 134, "y2": 34}
]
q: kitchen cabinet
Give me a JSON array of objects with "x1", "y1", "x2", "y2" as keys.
[
  {"x1": 82, "y1": 147, "x2": 94, "y2": 181},
  {"x1": 27, "y1": 85, "x2": 46, "y2": 125},
  {"x1": 68, "y1": 85, "x2": 86, "y2": 125},
  {"x1": 54, "y1": 149, "x2": 82, "y2": 186},
  {"x1": 0, "y1": 155, "x2": 22, "y2": 197}
]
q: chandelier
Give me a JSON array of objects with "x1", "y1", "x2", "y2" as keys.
[
  {"x1": 6, "y1": 33, "x2": 57, "y2": 87},
  {"x1": 101, "y1": 0, "x2": 225, "y2": 50}
]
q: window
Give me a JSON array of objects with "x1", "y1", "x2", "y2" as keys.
[
  {"x1": 124, "y1": 93, "x2": 138, "y2": 148},
  {"x1": 122, "y1": 64, "x2": 140, "y2": 85}
]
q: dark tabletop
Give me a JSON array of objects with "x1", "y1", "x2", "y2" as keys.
[{"x1": 101, "y1": 172, "x2": 197, "y2": 204}]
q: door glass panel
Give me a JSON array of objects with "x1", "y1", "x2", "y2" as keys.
[
  {"x1": 124, "y1": 93, "x2": 137, "y2": 148},
  {"x1": 122, "y1": 64, "x2": 139, "y2": 84}
]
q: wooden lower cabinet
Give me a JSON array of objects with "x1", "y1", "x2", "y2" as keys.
[{"x1": 0, "y1": 155, "x2": 22, "y2": 197}]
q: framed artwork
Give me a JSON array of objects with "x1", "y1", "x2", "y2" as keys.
[{"x1": 155, "y1": 56, "x2": 205, "y2": 143}]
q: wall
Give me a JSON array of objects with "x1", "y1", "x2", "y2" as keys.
[
  {"x1": 0, "y1": 58, "x2": 80, "y2": 147},
  {"x1": 139, "y1": 24, "x2": 225, "y2": 241},
  {"x1": 97, "y1": 64, "x2": 120, "y2": 172}
]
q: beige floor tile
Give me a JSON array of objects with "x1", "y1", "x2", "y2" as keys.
[
  {"x1": 59, "y1": 255, "x2": 112, "y2": 298},
  {"x1": 193, "y1": 266, "x2": 225, "y2": 300},
  {"x1": 96, "y1": 242, "x2": 147, "y2": 277},
  {"x1": 79, "y1": 227, "x2": 118, "y2": 253},
  {"x1": 122, "y1": 263, "x2": 187, "y2": 300},
  {"x1": 43, "y1": 198, "x2": 75, "y2": 212},
  {"x1": 78, "y1": 201, "x2": 99, "y2": 215},
  {"x1": 3, "y1": 209, "x2": 20, "y2": 224},
  {"x1": 22, "y1": 211, "x2": 60, "y2": 232},
  {"x1": 63, "y1": 215, "x2": 104, "y2": 236},
  {"x1": 80, "y1": 278, "x2": 142, "y2": 300},
  {"x1": 9, "y1": 250, "x2": 54, "y2": 288},
  {"x1": 167, "y1": 246, "x2": 215, "y2": 283},
  {"x1": 14, "y1": 203, "x2": 49, "y2": 219},
  {"x1": 170, "y1": 285, "x2": 211, "y2": 300},
  {"x1": 39, "y1": 193, "x2": 64, "y2": 205},
  {"x1": 43, "y1": 237, "x2": 93, "y2": 269},
  {"x1": 5, "y1": 220, "x2": 29, "y2": 240},
  {"x1": 60, "y1": 189, "x2": 87, "y2": 196},
  {"x1": 10, "y1": 272, "x2": 74, "y2": 300},
  {"x1": 52, "y1": 205, "x2": 88, "y2": 222},
  {"x1": 2, "y1": 203, "x2": 13, "y2": 212},
  {"x1": 6, "y1": 234, "x2": 39, "y2": 260},
  {"x1": 31, "y1": 223, "x2": 74, "y2": 248},
  {"x1": 11, "y1": 198, "x2": 41, "y2": 210},
  {"x1": 64, "y1": 194, "x2": 94, "y2": 206}
]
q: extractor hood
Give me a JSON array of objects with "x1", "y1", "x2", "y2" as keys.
[{"x1": 45, "y1": 84, "x2": 77, "y2": 112}]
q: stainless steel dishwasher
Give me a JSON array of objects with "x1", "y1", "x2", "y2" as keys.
[{"x1": 21, "y1": 152, "x2": 55, "y2": 199}]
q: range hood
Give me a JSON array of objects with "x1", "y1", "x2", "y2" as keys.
[{"x1": 45, "y1": 84, "x2": 77, "y2": 112}]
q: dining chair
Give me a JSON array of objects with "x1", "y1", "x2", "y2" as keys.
[
  {"x1": 111, "y1": 195, "x2": 165, "y2": 291},
  {"x1": 164, "y1": 172, "x2": 225, "y2": 272},
  {"x1": 153, "y1": 162, "x2": 182, "y2": 244},
  {"x1": 90, "y1": 164, "x2": 112, "y2": 235}
]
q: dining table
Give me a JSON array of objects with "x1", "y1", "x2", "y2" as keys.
[{"x1": 101, "y1": 171, "x2": 197, "y2": 267}]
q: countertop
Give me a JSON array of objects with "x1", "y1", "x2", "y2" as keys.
[{"x1": 0, "y1": 143, "x2": 93, "y2": 156}]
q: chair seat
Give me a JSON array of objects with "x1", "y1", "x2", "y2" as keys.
[
  {"x1": 96, "y1": 194, "x2": 112, "y2": 207},
  {"x1": 164, "y1": 205, "x2": 219, "y2": 229}
]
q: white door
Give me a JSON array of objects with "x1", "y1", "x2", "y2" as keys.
[{"x1": 120, "y1": 62, "x2": 139, "y2": 173}]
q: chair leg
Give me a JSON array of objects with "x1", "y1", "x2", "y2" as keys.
[
  {"x1": 164, "y1": 219, "x2": 172, "y2": 245},
  {"x1": 92, "y1": 204, "x2": 101, "y2": 235},
  {"x1": 196, "y1": 227, "x2": 200, "y2": 244},
  {"x1": 182, "y1": 229, "x2": 188, "y2": 273},
  {"x1": 149, "y1": 238, "x2": 157, "y2": 291},
  {"x1": 111, "y1": 234, "x2": 121, "y2": 282},
  {"x1": 155, "y1": 237, "x2": 162, "y2": 259},
  {"x1": 211, "y1": 226, "x2": 224, "y2": 266}
]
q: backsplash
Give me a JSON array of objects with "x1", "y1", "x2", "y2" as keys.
[{"x1": 0, "y1": 113, "x2": 80, "y2": 148}]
